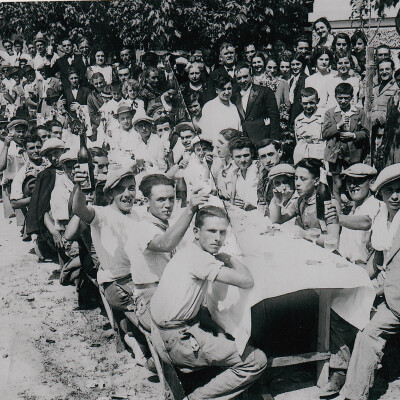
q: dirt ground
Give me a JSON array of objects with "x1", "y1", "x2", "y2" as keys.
[{"x1": 1, "y1": 204, "x2": 400, "y2": 400}]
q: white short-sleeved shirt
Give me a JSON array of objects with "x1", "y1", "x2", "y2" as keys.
[
  {"x1": 10, "y1": 158, "x2": 50, "y2": 201},
  {"x1": 90, "y1": 205, "x2": 139, "y2": 284},
  {"x1": 1, "y1": 141, "x2": 27, "y2": 183},
  {"x1": 125, "y1": 213, "x2": 173, "y2": 285},
  {"x1": 339, "y1": 195, "x2": 383, "y2": 263},
  {"x1": 50, "y1": 171, "x2": 74, "y2": 230},
  {"x1": 151, "y1": 242, "x2": 223, "y2": 325}
]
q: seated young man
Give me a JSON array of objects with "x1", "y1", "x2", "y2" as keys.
[
  {"x1": 293, "y1": 87, "x2": 325, "y2": 165},
  {"x1": 325, "y1": 163, "x2": 381, "y2": 266},
  {"x1": 228, "y1": 136, "x2": 258, "y2": 211},
  {"x1": 10, "y1": 133, "x2": 50, "y2": 213},
  {"x1": 337, "y1": 164, "x2": 400, "y2": 400},
  {"x1": 72, "y1": 165, "x2": 148, "y2": 364},
  {"x1": 150, "y1": 205, "x2": 267, "y2": 400},
  {"x1": 124, "y1": 174, "x2": 209, "y2": 331}
]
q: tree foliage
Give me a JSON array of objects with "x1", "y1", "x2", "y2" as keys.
[{"x1": 0, "y1": 0, "x2": 310, "y2": 52}]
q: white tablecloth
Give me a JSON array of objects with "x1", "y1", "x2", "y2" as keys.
[{"x1": 207, "y1": 207, "x2": 376, "y2": 355}]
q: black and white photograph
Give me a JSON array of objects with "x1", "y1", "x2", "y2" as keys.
[{"x1": 1, "y1": 1, "x2": 400, "y2": 399}]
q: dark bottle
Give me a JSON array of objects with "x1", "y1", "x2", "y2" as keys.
[
  {"x1": 78, "y1": 127, "x2": 95, "y2": 192},
  {"x1": 316, "y1": 167, "x2": 331, "y2": 220}
]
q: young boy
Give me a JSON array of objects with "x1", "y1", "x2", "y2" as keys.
[
  {"x1": 322, "y1": 82, "x2": 370, "y2": 202},
  {"x1": 293, "y1": 87, "x2": 325, "y2": 165},
  {"x1": 124, "y1": 174, "x2": 208, "y2": 331},
  {"x1": 150, "y1": 205, "x2": 267, "y2": 400}
]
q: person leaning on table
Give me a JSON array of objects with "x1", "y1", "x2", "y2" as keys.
[
  {"x1": 150, "y1": 205, "x2": 267, "y2": 400},
  {"x1": 336, "y1": 163, "x2": 400, "y2": 400}
]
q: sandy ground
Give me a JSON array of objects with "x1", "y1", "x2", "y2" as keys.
[{"x1": 1, "y1": 204, "x2": 400, "y2": 400}]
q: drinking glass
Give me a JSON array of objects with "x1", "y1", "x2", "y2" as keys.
[
  {"x1": 308, "y1": 228, "x2": 321, "y2": 244},
  {"x1": 324, "y1": 236, "x2": 338, "y2": 253}
]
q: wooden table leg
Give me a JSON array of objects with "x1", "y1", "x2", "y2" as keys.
[{"x1": 317, "y1": 289, "x2": 331, "y2": 388}]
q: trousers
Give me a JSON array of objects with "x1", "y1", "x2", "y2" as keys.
[
  {"x1": 152, "y1": 320, "x2": 267, "y2": 400},
  {"x1": 340, "y1": 301, "x2": 400, "y2": 400}
]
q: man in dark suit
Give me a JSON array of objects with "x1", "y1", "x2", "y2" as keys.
[
  {"x1": 338, "y1": 165, "x2": 400, "y2": 400},
  {"x1": 63, "y1": 68, "x2": 91, "y2": 118},
  {"x1": 52, "y1": 38, "x2": 76, "y2": 89},
  {"x1": 119, "y1": 47, "x2": 142, "y2": 80},
  {"x1": 233, "y1": 62, "x2": 280, "y2": 144},
  {"x1": 288, "y1": 53, "x2": 308, "y2": 126},
  {"x1": 72, "y1": 38, "x2": 94, "y2": 85},
  {"x1": 205, "y1": 42, "x2": 239, "y2": 102}
]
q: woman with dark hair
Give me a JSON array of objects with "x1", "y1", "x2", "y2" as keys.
[
  {"x1": 87, "y1": 48, "x2": 113, "y2": 85},
  {"x1": 313, "y1": 17, "x2": 335, "y2": 49},
  {"x1": 270, "y1": 158, "x2": 340, "y2": 245},
  {"x1": 279, "y1": 54, "x2": 292, "y2": 82},
  {"x1": 305, "y1": 46, "x2": 336, "y2": 109},
  {"x1": 180, "y1": 62, "x2": 208, "y2": 106},
  {"x1": 351, "y1": 30, "x2": 367, "y2": 73},
  {"x1": 199, "y1": 75, "x2": 241, "y2": 143},
  {"x1": 332, "y1": 32, "x2": 360, "y2": 72}
]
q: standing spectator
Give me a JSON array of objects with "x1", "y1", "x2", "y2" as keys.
[
  {"x1": 206, "y1": 42, "x2": 239, "y2": 102},
  {"x1": 332, "y1": 33, "x2": 360, "y2": 72},
  {"x1": 243, "y1": 42, "x2": 257, "y2": 64},
  {"x1": 0, "y1": 39, "x2": 16, "y2": 66},
  {"x1": 279, "y1": 55, "x2": 292, "y2": 82},
  {"x1": 200, "y1": 75, "x2": 241, "y2": 144},
  {"x1": 87, "y1": 49, "x2": 113, "y2": 86},
  {"x1": 32, "y1": 33, "x2": 58, "y2": 74},
  {"x1": 288, "y1": 53, "x2": 308, "y2": 125},
  {"x1": 180, "y1": 62, "x2": 208, "y2": 107},
  {"x1": 139, "y1": 66, "x2": 163, "y2": 110},
  {"x1": 305, "y1": 46, "x2": 336, "y2": 109},
  {"x1": 52, "y1": 37, "x2": 76, "y2": 88},
  {"x1": 120, "y1": 47, "x2": 142, "y2": 80},
  {"x1": 201, "y1": 48, "x2": 217, "y2": 77},
  {"x1": 351, "y1": 30, "x2": 367, "y2": 74},
  {"x1": 233, "y1": 63, "x2": 280, "y2": 144},
  {"x1": 313, "y1": 17, "x2": 335, "y2": 49},
  {"x1": 72, "y1": 38, "x2": 93, "y2": 84},
  {"x1": 63, "y1": 68, "x2": 91, "y2": 118},
  {"x1": 294, "y1": 36, "x2": 312, "y2": 74},
  {"x1": 87, "y1": 72, "x2": 110, "y2": 135}
]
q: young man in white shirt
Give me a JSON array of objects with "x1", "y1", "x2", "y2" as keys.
[
  {"x1": 151, "y1": 205, "x2": 267, "y2": 400},
  {"x1": 228, "y1": 135, "x2": 258, "y2": 210},
  {"x1": 124, "y1": 174, "x2": 209, "y2": 331}
]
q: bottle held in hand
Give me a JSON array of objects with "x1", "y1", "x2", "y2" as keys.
[
  {"x1": 77, "y1": 122, "x2": 95, "y2": 192},
  {"x1": 316, "y1": 167, "x2": 332, "y2": 220}
]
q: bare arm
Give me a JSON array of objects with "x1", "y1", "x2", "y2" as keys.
[
  {"x1": 339, "y1": 214, "x2": 371, "y2": 231},
  {"x1": 71, "y1": 185, "x2": 95, "y2": 224},
  {"x1": 214, "y1": 254, "x2": 254, "y2": 289},
  {"x1": 11, "y1": 197, "x2": 31, "y2": 209},
  {"x1": 0, "y1": 138, "x2": 11, "y2": 172},
  {"x1": 64, "y1": 215, "x2": 88, "y2": 241},
  {"x1": 147, "y1": 190, "x2": 209, "y2": 252}
]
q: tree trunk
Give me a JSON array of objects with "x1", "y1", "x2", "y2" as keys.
[{"x1": 365, "y1": 45, "x2": 375, "y2": 164}]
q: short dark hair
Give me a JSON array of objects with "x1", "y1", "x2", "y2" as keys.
[
  {"x1": 257, "y1": 138, "x2": 282, "y2": 152},
  {"x1": 252, "y1": 51, "x2": 266, "y2": 66},
  {"x1": 332, "y1": 33, "x2": 351, "y2": 51},
  {"x1": 214, "y1": 74, "x2": 232, "y2": 90},
  {"x1": 219, "y1": 128, "x2": 242, "y2": 141},
  {"x1": 301, "y1": 87, "x2": 319, "y2": 99},
  {"x1": 154, "y1": 115, "x2": 173, "y2": 128},
  {"x1": 46, "y1": 120, "x2": 63, "y2": 129},
  {"x1": 291, "y1": 53, "x2": 307, "y2": 68},
  {"x1": 139, "y1": 174, "x2": 175, "y2": 198},
  {"x1": 228, "y1": 136, "x2": 256, "y2": 157},
  {"x1": 14, "y1": 39, "x2": 23, "y2": 47},
  {"x1": 376, "y1": 44, "x2": 391, "y2": 54},
  {"x1": 142, "y1": 52, "x2": 159, "y2": 67},
  {"x1": 295, "y1": 36, "x2": 311, "y2": 49},
  {"x1": 144, "y1": 66, "x2": 159, "y2": 80},
  {"x1": 313, "y1": 17, "x2": 332, "y2": 33},
  {"x1": 295, "y1": 158, "x2": 324, "y2": 178},
  {"x1": 68, "y1": 67, "x2": 80, "y2": 77},
  {"x1": 194, "y1": 205, "x2": 228, "y2": 228},
  {"x1": 32, "y1": 125, "x2": 50, "y2": 135},
  {"x1": 334, "y1": 52, "x2": 354, "y2": 68},
  {"x1": 311, "y1": 46, "x2": 333, "y2": 68},
  {"x1": 219, "y1": 42, "x2": 235, "y2": 55},
  {"x1": 24, "y1": 134, "x2": 41, "y2": 147},
  {"x1": 2, "y1": 39, "x2": 13, "y2": 47},
  {"x1": 335, "y1": 82, "x2": 354, "y2": 97},
  {"x1": 394, "y1": 68, "x2": 400, "y2": 79},
  {"x1": 91, "y1": 72, "x2": 105, "y2": 81},
  {"x1": 194, "y1": 139, "x2": 213, "y2": 152},
  {"x1": 89, "y1": 146, "x2": 108, "y2": 158},
  {"x1": 235, "y1": 61, "x2": 251, "y2": 75},
  {"x1": 377, "y1": 58, "x2": 395, "y2": 71}
]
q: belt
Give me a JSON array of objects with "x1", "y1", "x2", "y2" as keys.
[
  {"x1": 152, "y1": 316, "x2": 199, "y2": 330},
  {"x1": 102, "y1": 274, "x2": 132, "y2": 289},
  {"x1": 135, "y1": 282, "x2": 158, "y2": 290}
]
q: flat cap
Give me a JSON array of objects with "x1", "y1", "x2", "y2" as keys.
[
  {"x1": 268, "y1": 164, "x2": 295, "y2": 180},
  {"x1": 40, "y1": 138, "x2": 65, "y2": 155},
  {"x1": 341, "y1": 163, "x2": 377, "y2": 178},
  {"x1": 7, "y1": 119, "x2": 28, "y2": 130},
  {"x1": 59, "y1": 149, "x2": 78, "y2": 163},
  {"x1": 113, "y1": 102, "x2": 136, "y2": 118},
  {"x1": 103, "y1": 165, "x2": 136, "y2": 194},
  {"x1": 371, "y1": 163, "x2": 400, "y2": 193},
  {"x1": 133, "y1": 116, "x2": 153, "y2": 127}
]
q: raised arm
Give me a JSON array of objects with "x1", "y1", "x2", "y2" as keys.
[
  {"x1": 71, "y1": 167, "x2": 95, "y2": 224},
  {"x1": 147, "y1": 189, "x2": 209, "y2": 252}
]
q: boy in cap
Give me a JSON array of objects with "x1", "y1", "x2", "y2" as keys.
[
  {"x1": 72, "y1": 165, "x2": 148, "y2": 364},
  {"x1": 337, "y1": 163, "x2": 400, "y2": 400},
  {"x1": 326, "y1": 163, "x2": 381, "y2": 265},
  {"x1": 150, "y1": 205, "x2": 267, "y2": 400}
]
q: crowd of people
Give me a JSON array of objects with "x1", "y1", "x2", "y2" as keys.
[{"x1": 1, "y1": 17, "x2": 400, "y2": 400}]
